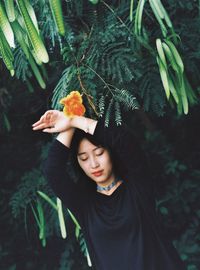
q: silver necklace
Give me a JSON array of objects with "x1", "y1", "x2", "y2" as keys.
[{"x1": 97, "y1": 179, "x2": 118, "y2": 192}]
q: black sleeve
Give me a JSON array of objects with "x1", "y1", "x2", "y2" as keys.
[{"x1": 43, "y1": 139, "x2": 88, "y2": 225}]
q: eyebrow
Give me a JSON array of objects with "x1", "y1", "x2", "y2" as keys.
[{"x1": 77, "y1": 146, "x2": 102, "y2": 156}]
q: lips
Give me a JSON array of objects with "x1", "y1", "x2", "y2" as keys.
[{"x1": 92, "y1": 170, "x2": 103, "y2": 177}]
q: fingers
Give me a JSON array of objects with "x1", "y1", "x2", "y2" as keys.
[
  {"x1": 32, "y1": 110, "x2": 54, "y2": 128},
  {"x1": 32, "y1": 123, "x2": 50, "y2": 130},
  {"x1": 32, "y1": 115, "x2": 46, "y2": 127},
  {"x1": 32, "y1": 119, "x2": 42, "y2": 127},
  {"x1": 32, "y1": 110, "x2": 60, "y2": 133},
  {"x1": 42, "y1": 127, "x2": 57, "y2": 133}
]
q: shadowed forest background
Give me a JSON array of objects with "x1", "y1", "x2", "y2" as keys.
[{"x1": 0, "y1": 0, "x2": 200, "y2": 269}]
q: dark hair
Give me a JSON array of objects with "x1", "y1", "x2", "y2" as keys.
[
  {"x1": 68, "y1": 129, "x2": 119, "y2": 190},
  {"x1": 68, "y1": 126, "x2": 151, "y2": 193}
]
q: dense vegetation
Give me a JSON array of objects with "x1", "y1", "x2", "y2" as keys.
[{"x1": 0, "y1": 0, "x2": 200, "y2": 269}]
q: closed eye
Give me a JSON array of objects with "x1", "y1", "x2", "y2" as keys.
[
  {"x1": 79, "y1": 157, "x2": 88, "y2": 161},
  {"x1": 95, "y1": 149, "x2": 104, "y2": 156}
]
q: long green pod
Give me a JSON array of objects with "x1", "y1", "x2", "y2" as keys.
[
  {"x1": 155, "y1": 0, "x2": 172, "y2": 28},
  {"x1": 28, "y1": 54, "x2": 46, "y2": 89},
  {"x1": 168, "y1": 73, "x2": 179, "y2": 104},
  {"x1": 165, "y1": 40, "x2": 184, "y2": 73},
  {"x1": 67, "y1": 209, "x2": 81, "y2": 230},
  {"x1": 149, "y1": 0, "x2": 167, "y2": 37},
  {"x1": 4, "y1": 0, "x2": 15, "y2": 22},
  {"x1": 156, "y1": 56, "x2": 170, "y2": 99},
  {"x1": 0, "y1": 29, "x2": 14, "y2": 75},
  {"x1": 137, "y1": 0, "x2": 146, "y2": 35},
  {"x1": 0, "y1": 2, "x2": 15, "y2": 47},
  {"x1": 150, "y1": 0, "x2": 164, "y2": 19},
  {"x1": 130, "y1": 0, "x2": 134, "y2": 21},
  {"x1": 156, "y1": 38, "x2": 167, "y2": 69},
  {"x1": 11, "y1": 20, "x2": 29, "y2": 58},
  {"x1": 57, "y1": 197, "x2": 67, "y2": 239},
  {"x1": 36, "y1": 200, "x2": 45, "y2": 240},
  {"x1": 162, "y1": 42, "x2": 179, "y2": 73},
  {"x1": 16, "y1": 0, "x2": 49, "y2": 63},
  {"x1": 30, "y1": 49, "x2": 42, "y2": 65},
  {"x1": 134, "y1": 0, "x2": 146, "y2": 35},
  {"x1": 134, "y1": 0, "x2": 139, "y2": 34},
  {"x1": 67, "y1": 208, "x2": 81, "y2": 239},
  {"x1": 24, "y1": 0, "x2": 39, "y2": 32},
  {"x1": 49, "y1": 0, "x2": 65, "y2": 36},
  {"x1": 0, "y1": 27, "x2": 13, "y2": 60},
  {"x1": 37, "y1": 191, "x2": 57, "y2": 210},
  {"x1": 85, "y1": 247, "x2": 92, "y2": 267},
  {"x1": 36, "y1": 199, "x2": 46, "y2": 247},
  {"x1": 11, "y1": 21, "x2": 46, "y2": 88},
  {"x1": 178, "y1": 74, "x2": 188, "y2": 114},
  {"x1": 31, "y1": 202, "x2": 46, "y2": 247}
]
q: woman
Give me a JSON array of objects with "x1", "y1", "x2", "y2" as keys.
[{"x1": 32, "y1": 110, "x2": 186, "y2": 270}]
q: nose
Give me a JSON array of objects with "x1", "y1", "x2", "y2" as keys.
[{"x1": 90, "y1": 156, "x2": 99, "y2": 169}]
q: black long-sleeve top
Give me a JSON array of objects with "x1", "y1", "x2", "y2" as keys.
[{"x1": 44, "y1": 119, "x2": 186, "y2": 270}]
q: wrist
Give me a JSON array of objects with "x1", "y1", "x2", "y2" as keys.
[
  {"x1": 70, "y1": 115, "x2": 81, "y2": 128},
  {"x1": 71, "y1": 116, "x2": 97, "y2": 134}
]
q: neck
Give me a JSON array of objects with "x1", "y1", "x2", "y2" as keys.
[
  {"x1": 96, "y1": 176, "x2": 119, "y2": 192},
  {"x1": 97, "y1": 174, "x2": 116, "y2": 188}
]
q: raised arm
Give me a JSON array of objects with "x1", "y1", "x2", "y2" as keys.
[
  {"x1": 33, "y1": 110, "x2": 153, "y2": 197},
  {"x1": 32, "y1": 110, "x2": 148, "y2": 179},
  {"x1": 32, "y1": 111, "x2": 97, "y2": 224}
]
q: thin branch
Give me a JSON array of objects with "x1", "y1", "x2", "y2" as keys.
[
  {"x1": 84, "y1": 64, "x2": 115, "y2": 96},
  {"x1": 76, "y1": 69, "x2": 99, "y2": 116}
]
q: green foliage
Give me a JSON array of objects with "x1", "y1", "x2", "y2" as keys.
[
  {"x1": 13, "y1": 46, "x2": 31, "y2": 81},
  {"x1": 10, "y1": 169, "x2": 47, "y2": 218},
  {"x1": 1, "y1": 0, "x2": 199, "y2": 123},
  {"x1": 1, "y1": 0, "x2": 200, "y2": 269},
  {"x1": 144, "y1": 123, "x2": 200, "y2": 269}
]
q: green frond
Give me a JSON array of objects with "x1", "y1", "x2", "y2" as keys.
[
  {"x1": 52, "y1": 66, "x2": 77, "y2": 109},
  {"x1": 105, "y1": 98, "x2": 114, "y2": 127},
  {"x1": 114, "y1": 101, "x2": 122, "y2": 126},
  {"x1": 13, "y1": 46, "x2": 30, "y2": 81},
  {"x1": 114, "y1": 88, "x2": 139, "y2": 111},
  {"x1": 98, "y1": 95, "x2": 105, "y2": 117}
]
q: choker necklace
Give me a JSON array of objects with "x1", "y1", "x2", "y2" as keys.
[{"x1": 97, "y1": 180, "x2": 118, "y2": 192}]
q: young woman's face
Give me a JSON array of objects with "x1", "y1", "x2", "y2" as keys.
[{"x1": 77, "y1": 138, "x2": 115, "y2": 185}]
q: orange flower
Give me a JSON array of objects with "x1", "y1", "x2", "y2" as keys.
[{"x1": 60, "y1": 91, "x2": 86, "y2": 117}]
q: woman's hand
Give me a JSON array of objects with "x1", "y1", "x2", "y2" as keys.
[{"x1": 32, "y1": 110, "x2": 73, "y2": 133}]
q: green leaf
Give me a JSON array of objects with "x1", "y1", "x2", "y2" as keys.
[
  {"x1": 37, "y1": 190, "x2": 57, "y2": 210},
  {"x1": 57, "y1": 197, "x2": 67, "y2": 239},
  {"x1": 156, "y1": 56, "x2": 170, "y2": 99}
]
